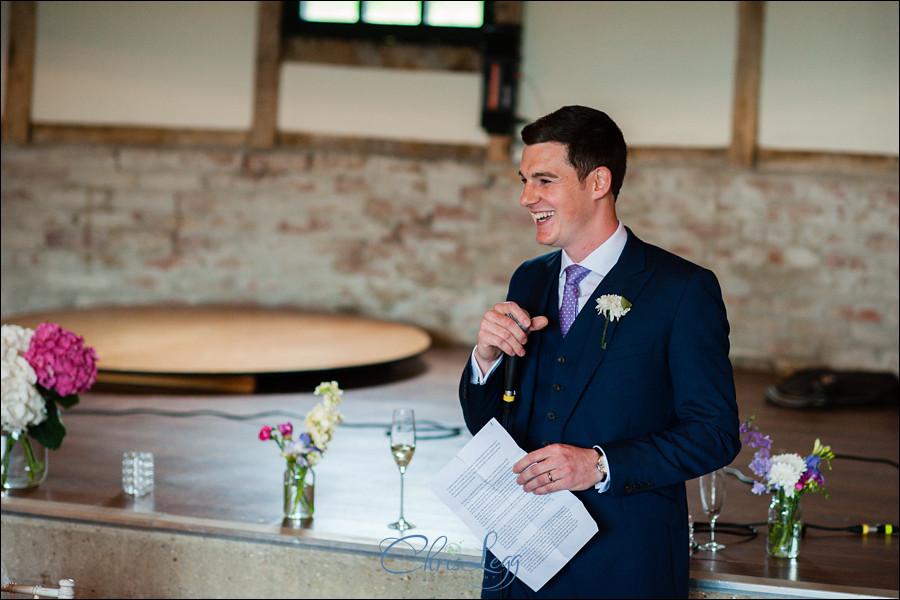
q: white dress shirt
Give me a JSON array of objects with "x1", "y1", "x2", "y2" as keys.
[{"x1": 470, "y1": 221, "x2": 628, "y2": 492}]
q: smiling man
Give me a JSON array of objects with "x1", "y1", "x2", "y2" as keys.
[{"x1": 459, "y1": 105, "x2": 741, "y2": 599}]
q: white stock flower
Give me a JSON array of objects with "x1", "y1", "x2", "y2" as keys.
[{"x1": 766, "y1": 453, "x2": 807, "y2": 497}]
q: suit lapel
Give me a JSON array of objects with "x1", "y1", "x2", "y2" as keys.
[
  {"x1": 513, "y1": 252, "x2": 559, "y2": 437},
  {"x1": 560, "y1": 230, "x2": 654, "y2": 425}
]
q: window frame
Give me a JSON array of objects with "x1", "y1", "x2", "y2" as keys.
[{"x1": 281, "y1": 1, "x2": 496, "y2": 48}]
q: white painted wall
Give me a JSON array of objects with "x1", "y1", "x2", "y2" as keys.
[
  {"x1": 1, "y1": 1, "x2": 898, "y2": 154},
  {"x1": 759, "y1": 1, "x2": 900, "y2": 155}
]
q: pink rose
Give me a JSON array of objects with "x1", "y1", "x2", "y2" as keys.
[{"x1": 259, "y1": 425, "x2": 273, "y2": 441}]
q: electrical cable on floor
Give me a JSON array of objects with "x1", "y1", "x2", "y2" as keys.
[
  {"x1": 67, "y1": 407, "x2": 462, "y2": 440},
  {"x1": 706, "y1": 460, "x2": 899, "y2": 539},
  {"x1": 692, "y1": 521, "x2": 897, "y2": 537}
]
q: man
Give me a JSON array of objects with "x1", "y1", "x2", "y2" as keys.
[{"x1": 459, "y1": 106, "x2": 741, "y2": 598}]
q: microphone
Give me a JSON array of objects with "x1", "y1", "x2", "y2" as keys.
[
  {"x1": 502, "y1": 354, "x2": 520, "y2": 432},
  {"x1": 502, "y1": 312, "x2": 529, "y2": 431},
  {"x1": 503, "y1": 354, "x2": 521, "y2": 404}
]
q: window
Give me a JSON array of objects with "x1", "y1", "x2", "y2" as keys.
[
  {"x1": 280, "y1": 1, "x2": 521, "y2": 135},
  {"x1": 283, "y1": 1, "x2": 492, "y2": 46}
]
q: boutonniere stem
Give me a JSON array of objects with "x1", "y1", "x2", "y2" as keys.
[{"x1": 595, "y1": 295, "x2": 632, "y2": 349}]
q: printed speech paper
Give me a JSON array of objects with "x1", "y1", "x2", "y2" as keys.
[{"x1": 427, "y1": 418, "x2": 598, "y2": 592}]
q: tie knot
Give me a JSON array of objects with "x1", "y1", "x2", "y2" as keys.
[{"x1": 565, "y1": 264, "x2": 591, "y2": 287}]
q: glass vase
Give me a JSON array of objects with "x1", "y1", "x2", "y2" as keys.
[
  {"x1": 284, "y1": 465, "x2": 315, "y2": 521},
  {"x1": 767, "y1": 492, "x2": 802, "y2": 558},
  {"x1": 1, "y1": 429, "x2": 49, "y2": 491}
]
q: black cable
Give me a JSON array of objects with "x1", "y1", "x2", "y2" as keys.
[
  {"x1": 720, "y1": 462, "x2": 898, "y2": 537},
  {"x1": 833, "y1": 453, "x2": 899, "y2": 469},
  {"x1": 693, "y1": 521, "x2": 897, "y2": 536},
  {"x1": 691, "y1": 522, "x2": 758, "y2": 538},
  {"x1": 67, "y1": 407, "x2": 463, "y2": 440}
]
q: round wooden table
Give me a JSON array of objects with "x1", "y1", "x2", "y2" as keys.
[{"x1": 5, "y1": 306, "x2": 432, "y2": 393}]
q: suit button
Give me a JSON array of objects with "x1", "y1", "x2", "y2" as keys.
[
  {"x1": 557, "y1": 356, "x2": 566, "y2": 364},
  {"x1": 547, "y1": 412, "x2": 556, "y2": 420},
  {"x1": 553, "y1": 384, "x2": 562, "y2": 391}
]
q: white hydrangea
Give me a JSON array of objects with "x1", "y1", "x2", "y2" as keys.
[
  {"x1": 1, "y1": 324, "x2": 47, "y2": 432},
  {"x1": 766, "y1": 453, "x2": 807, "y2": 497},
  {"x1": 2, "y1": 324, "x2": 34, "y2": 362}
]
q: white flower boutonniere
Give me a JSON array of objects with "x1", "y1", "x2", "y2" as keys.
[{"x1": 595, "y1": 294, "x2": 632, "y2": 349}]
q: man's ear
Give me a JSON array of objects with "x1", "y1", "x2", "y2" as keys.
[{"x1": 591, "y1": 166, "x2": 612, "y2": 199}]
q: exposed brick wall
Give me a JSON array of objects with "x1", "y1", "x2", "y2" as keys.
[{"x1": 2, "y1": 143, "x2": 897, "y2": 375}]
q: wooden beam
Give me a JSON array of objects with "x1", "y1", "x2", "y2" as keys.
[
  {"x1": 249, "y1": 1, "x2": 283, "y2": 149},
  {"x1": 281, "y1": 37, "x2": 480, "y2": 71},
  {"x1": 1, "y1": 1, "x2": 37, "y2": 143},
  {"x1": 729, "y1": 1, "x2": 765, "y2": 167}
]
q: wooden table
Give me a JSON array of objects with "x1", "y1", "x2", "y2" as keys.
[{"x1": 2, "y1": 347, "x2": 898, "y2": 598}]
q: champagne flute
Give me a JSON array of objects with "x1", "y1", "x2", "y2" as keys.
[
  {"x1": 388, "y1": 408, "x2": 416, "y2": 531},
  {"x1": 699, "y1": 468, "x2": 727, "y2": 551}
]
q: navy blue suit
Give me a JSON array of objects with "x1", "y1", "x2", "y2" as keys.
[{"x1": 459, "y1": 229, "x2": 741, "y2": 599}]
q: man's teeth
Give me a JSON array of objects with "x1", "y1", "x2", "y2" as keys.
[{"x1": 533, "y1": 211, "x2": 555, "y2": 222}]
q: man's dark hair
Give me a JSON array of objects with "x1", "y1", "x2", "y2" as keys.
[{"x1": 520, "y1": 105, "x2": 627, "y2": 199}]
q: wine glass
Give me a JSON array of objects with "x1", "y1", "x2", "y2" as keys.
[
  {"x1": 388, "y1": 408, "x2": 416, "y2": 532},
  {"x1": 699, "y1": 468, "x2": 727, "y2": 551}
]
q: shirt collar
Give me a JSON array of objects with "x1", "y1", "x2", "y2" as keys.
[{"x1": 560, "y1": 220, "x2": 628, "y2": 278}]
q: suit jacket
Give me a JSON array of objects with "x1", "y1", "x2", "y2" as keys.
[{"x1": 459, "y1": 228, "x2": 741, "y2": 599}]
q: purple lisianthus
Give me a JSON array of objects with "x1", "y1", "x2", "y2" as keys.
[{"x1": 278, "y1": 422, "x2": 293, "y2": 436}]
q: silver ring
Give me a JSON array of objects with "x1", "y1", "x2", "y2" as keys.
[{"x1": 548, "y1": 472, "x2": 553, "y2": 483}]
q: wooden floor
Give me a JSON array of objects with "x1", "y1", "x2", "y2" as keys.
[{"x1": 2, "y1": 344, "x2": 898, "y2": 597}]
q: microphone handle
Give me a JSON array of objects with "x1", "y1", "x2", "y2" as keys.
[
  {"x1": 502, "y1": 354, "x2": 520, "y2": 431},
  {"x1": 501, "y1": 312, "x2": 528, "y2": 432}
]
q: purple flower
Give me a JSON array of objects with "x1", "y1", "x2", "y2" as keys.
[
  {"x1": 751, "y1": 481, "x2": 768, "y2": 495},
  {"x1": 748, "y1": 453, "x2": 772, "y2": 479},
  {"x1": 278, "y1": 422, "x2": 293, "y2": 437},
  {"x1": 799, "y1": 467, "x2": 824, "y2": 488}
]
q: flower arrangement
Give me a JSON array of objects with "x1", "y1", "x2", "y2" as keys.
[
  {"x1": 259, "y1": 380, "x2": 343, "y2": 518},
  {"x1": 595, "y1": 294, "x2": 632, "y2": 349},
  {"x1": 1, "y1": 322, "x2": 99, "y2": 488},
  {"x1": 740, "y1": 415, "x2": 835, "y2": 557}
]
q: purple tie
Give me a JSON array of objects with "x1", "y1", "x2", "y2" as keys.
[{"x1": 560, "y1": 264, "x2": 591, "y2": 338}]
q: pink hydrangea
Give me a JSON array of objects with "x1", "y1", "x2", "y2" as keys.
[{"x1": 23, "y1": 322, "x2": 99, "y2": 397}]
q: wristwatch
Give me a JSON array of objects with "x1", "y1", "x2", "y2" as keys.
[{"x1": 594, "y1": 447, "x2": 608, "y2": 482}]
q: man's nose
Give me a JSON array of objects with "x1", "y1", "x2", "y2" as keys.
[{"x1": 519, "y1": 184, "x2": 536, "y2": 207}]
